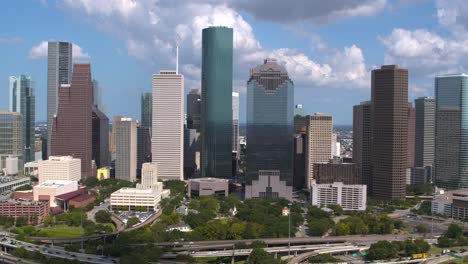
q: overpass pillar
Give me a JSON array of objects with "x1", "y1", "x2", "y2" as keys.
[
  {"x1": 294, "y1": 251, "x2": 297, "y2": 256},
  {"x1": 231, "y1": 256, "x2": 235, "y2": 264},
  {"x1": 274, "y1": 252, "x2": 277, "y2": 259}
]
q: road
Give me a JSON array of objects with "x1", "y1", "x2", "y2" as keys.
[
  {"x1": 425, "y1": 251, "x2": 468, "y2": 264},
  {"x1": 87, "y1": 200, "x2": 110, "y2": 223},
  {"x1": 288, "y1": 245, "x2": 368, "y2": 264}
]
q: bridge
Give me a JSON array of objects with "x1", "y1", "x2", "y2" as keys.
[{"x1": 288, "y1": 245, "x2": 368, "y2": 264}]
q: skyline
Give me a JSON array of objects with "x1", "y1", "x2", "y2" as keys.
[{"x1": 2, "y1": 1, "x2": 468, "y2": 124}]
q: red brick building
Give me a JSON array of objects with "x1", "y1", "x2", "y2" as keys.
[{"x1": 0, "y1": 200, "x2": 49, "y2": 223}]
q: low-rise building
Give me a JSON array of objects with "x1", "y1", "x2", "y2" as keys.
[
  {"x1": 69, "y1": 193, "x2": 95, "y2": 208},
  {"x1": 38, "y1": 156, "x2": 81, "y2": 184},
  {"x1": 167, "y1": 222, "x2": 192, "y2": 232},
  {"x1": 24, "y1": 161, "x2": 39, "y2": 177},
  {"x1": 310, "y1": 181, "x2": 367, "y2": 211},
  {"x1": 188, "y1": 178, "x2": 229, "y2": 198},
  {"x1": 0, "y1": 176, "x2": 30, "y2": 194},
  {"x1": 33, "y1": 180, "x2": 78, "y2": 207},
  {"x1": 110, "y1": 182, "x2": 163, "y2": 211},
  {"x1": 245, "y1": 170, "x2": 292, "y2": 201},
  {"x1": 0, "y1": 200, "x2": 49, "y2": 223},
  {"x1": 432, "y1": 189, "x2": 468, "y2": 217}
]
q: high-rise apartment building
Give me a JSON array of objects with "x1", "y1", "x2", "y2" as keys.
[
  {"x1": 435, "y1": 74, "x2": 468, "y2": 189},
  {"x1": 152, "y1": 71, "x2": 184, "y2": 181},
  {"x1": 115, "y1": 117, "x2": 137, "y2": 182},
  {"x1": 353, "y1": 101, "x2": 371, "y2": 187},
  {"x1": 141, "y1": 92, "x2": 152, "y2": 129},
  {"x1": 201, "y1": 26, "x2": 233, "y2": 179},
  {"x1": 50, "y1": 63, "x2": 93, "y2": 179},
  {"x1": 9, "y1": 75, "x2": 35, "y2": 162},
  {"x1": 92, "y1": 107, "x2": 109, "y2": 168},
  {"x1": 407, "y1": 102, "x2": 416, "y2": 168},
  {"x1": 305, "y1": 113, "x2": 333, "y2": 188},
  {"x1": 415, "y1": 96, "x2": 435, "y2": 168},
  {"x1": 371, "y1": 65, "x2": 408, "y2": 200},
  {"x1": 187, "y1": 89, "x2": 201, "y2": 131},
  {"x1": 0, "y1": 112, "x2": 22, "y2": 170},
  {"x1": 246, "y1": 59, "x2": 294, "y2": 186},
  {"x1": 47, "y1": 41, "x2": 72, "y2": 157},
  {"x1": 232, "y1": 92, "x2": 240, "y2": 158}
]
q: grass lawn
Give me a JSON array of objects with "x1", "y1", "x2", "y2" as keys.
[{"x1": 39, "y1": 224, "x2": 84, "y2": 238}]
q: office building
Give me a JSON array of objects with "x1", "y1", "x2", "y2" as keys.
[
  {"x1": 187, "y1": 89, "x2": 201, "y2": 131},
  {"x1": 294, "y1": 105, "x2": 307, "y2": 135},
  {"x1": 435, "y1": 74, "x2": 468, "y2": 189},
  {"x1": 92, "y1": 79, "x2": 104, "y2": 111},
  {"x1": 50, "y1": 63, "x2": 93, "y2": 179},
  {"x1": 407, "y1": 102, "x2": 416, "y2": 168},
  {"x1": 115, "y1": 117, "x2": 137, "y2": 182},
  {"x1": 0, "y1": 176, "x2": 30, "y2": 193},
  {"x1": 293, "y1": 133, "x2": 307, "y2": 190},
  {"x1": 0, "y1": 111, "x2": 22, "y2": 171},
  {"x1": 92, "y1": 107, "x2": 110, "y2": 168},
  {"x1": 232, "y1": 92, "x2": 240, "y2": 158},
  {"x1": 431, "y1": 189, "x2": 468, "y2": 216},
  {"x1": 313, "y1": 159, "x2": 359, "y2": 185},
  {"x1": 201, "y1": 26, "x2": 233, "y2": 179},
  {"x1": 137, "y1": 126, "x2": 151, "y2": 179},
  {"x1": 152, "y1": 71, "x2": 184, "y2": 181},
  {"x1": 38, "y1": 156, "x2": 81, "y2": 184},
  {"x1": 415, "y1": 96, "x2": 435, "y2": 168},
  {"x1": 246, "y1": 59, "x2": 294, "y2": 187},
  {"x1": 141, "y1": 92, "x2": 152, "y2": 129},
  {"x1": 47, "y1": 41, "x2": 72, "y2": 157},
  {"x1": 109, "y1": 116, "x2": 123, "y2": 161},
  {"x1": 452, "y1": 194, "x2": 468, "y2": 221},
  {"x1": 332, "y1": 133, "x2": 340, "y2": 157},
  {"x1": 141, "y1": 162, "x2": 158, "y2": 189},
  {"x1": 188, "y1": 178, "x2": 229, "y2": 198},
  {"x1": 184, "y1": 127, "x2": 199, "y2": 178},
  {"x1": 353, "y1": 101, "x2": 371, "y2": 186},
  {"x1": 33, "y1": 180, "x2": 78, "y2": 207},
  {"x1": 5, "y1": 156, "x2": 18, "y2": 176},
  {"x1": 310, "y1": 181, "x2": 367, "y2": 211},
  {"x1": 245, "y1": 170, "x2": 293, "y2": 201},
  {"x1": 305, "y1": 113, "x2": 333, "y2": 188},
  {"x1": 0, "y1": 200, "x2": 49, "y2": 224},
  {"x1": 371, "y1": 65, "x2": 408, "y2": 200},
  {"x1": 410, "y1": 167, "x2": 431, "y2": 185},
  {"x1": 9, "y1": 75, "x2": 35, "y2": 162},
  {"x1": 110, "y1": 183, "x2": 164, "y2": 212}
]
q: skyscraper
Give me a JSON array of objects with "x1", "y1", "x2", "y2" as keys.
[
  {"x1": 0, "y1": 111, "x2": 22, "y2": 170},
  {"x1": 371, "y1": 65, "x2": 408, "y2": 200},
  {"x1": 50, "y1": 63, "x2": 93, "y2": 179},
  {"x1": 47, "y1": 41, "x2": 72, "y2": 157},
  {"x1": 353, "y1": 101, "x2": 371, "y2": 187},
  {"x1": 92, "y1": 79, "x2": 104, "y2": 111},
  {"x1": 246, "y1": 59, "x2": 294, "y2": 187},
  {"x1": 152, "y1": 71, "x2": 184, "y2": 181},
  {"x1": 141, "y1": 92, "x2": 152, "y2": 129},
  {"x1": 305, "y1": 113, "x2": 333, "y2": 188},
  {"x1": 115, "y1": 117, "x2": 137, "y2": 182},
  {"x1": 232, "y1": 92, "x2": 240, "y2": 158},
  {"x1": 109, "y1": 116, "x2": 123, "y2": 162},
  {"x1": 415, "y1": 96, "x2": 435, "y2": 168},
  {"x1": 407, "y1": 102, "x2": 416, "y2": 168},
  {"x1": 435, "y1": 74, "x2": 468, "y2": 189},
  {"x1": 137, "y1": 126, "x2": 151, "y2": 179},
  {"x1": 201, "y1": 26, "x2": 233, "y2": 179},
  {"x1": 187, "y1": 89, "x2": 201, "y2": 131},
  {"x1": 9, "y1": 75, "x2": 35, "y2": 162},
  {"x1": 92, "y1": 107, "x2": 110, "y2": 168}
]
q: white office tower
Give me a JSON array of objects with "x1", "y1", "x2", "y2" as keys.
[
  {"x1": 152, "y1": 71, "x2": 184, "y2": 181},
  {"x1": 38, "y1": 156, "x2": 81, "y2": 184},
  {"x1": 141, "y1": 162, "x2": 158, "y2": 189},
  {"x1": 232, "y1": 92, "x2": 240, "y2": 157},
  {"x1": 5, "y1": 156, "x2": 18, "y2": 176},
  {"x1": 332, "y1": 133, "x2": 341, "y2": 157},
  {"x1": 310, "y1": 181, "x2": 367, "y2": 211},
  {"x1": 115, "y1": 117, "x2": 137, "y2": 182}
]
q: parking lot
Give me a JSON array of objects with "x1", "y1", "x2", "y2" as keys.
[{"x1": 119, "y1": 211, "x2": 154, "y2": 226}]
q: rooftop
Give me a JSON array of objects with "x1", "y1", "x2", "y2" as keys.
[
  {"x1": 43, "y1": 156, "x2": 79, "y2": 162},
  {"x1": 433, "y1": 189, "x2": 468, "y2": 202},
  {"x1": 189, "y1": 177, "x2": 229, "y2": 183},
  {"x1": 0, "y1": 176, "x2": 29, "y2": 185},
  {"x1": 112, "y1": 187, "x2": 160, "y2": 196},
  {"x1": 36, "y1": 180, "x2": 77, "y2": 188}
]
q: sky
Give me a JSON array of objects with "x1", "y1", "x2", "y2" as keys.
[{"x1": 2, "y1": 0, "x2": 468, "y2": 125}]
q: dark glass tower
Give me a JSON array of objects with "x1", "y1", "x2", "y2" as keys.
[
  {"x1": 246, "y1": 59, "x2": 294, "y2": 186},
  {"x1": 92, "y1": 107, "x2": 110, "y2": 168},
  {"x1": 141, "y1": 92, "x2": 152, "y2": 129},
  {"x1": 187, "y1": 89, "x2": 201, "y2": 131},
  {"x1": 201, "y1": 26, "x2": 233, "y2": 179},
  {"x1": 353, "y1": 101, "x2": 371, "y2": 188}
]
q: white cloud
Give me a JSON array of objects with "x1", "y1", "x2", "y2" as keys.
[
  {"x1": 58, "y1": 0, "x2": 372, "y2": 92},
  {"x1": 29, "y1": 41, "x2": 91, "y2": 60},
  {"x1": 0, "y1": 37, "x2": 23, "y2": 44}
]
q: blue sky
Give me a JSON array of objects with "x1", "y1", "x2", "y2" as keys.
[{"x1": 1, "y1": 0, "x2": 467, "y2": 125}]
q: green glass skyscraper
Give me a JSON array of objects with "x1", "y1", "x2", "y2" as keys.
[{"x1": 201, "y1": 26, "x2": 233, "y2": 179}]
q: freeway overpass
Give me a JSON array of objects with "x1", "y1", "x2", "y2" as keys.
[{"x1": 288, "y1": 245, "x2": 369, "y2": 264}]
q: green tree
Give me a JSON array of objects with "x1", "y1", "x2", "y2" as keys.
[
  {"x1": 367, "y1": 240, "x2": 398, "y2": 260},
  {"x1": 326, "y1": 204, "x2": 344, "y2": 215},
  {"x1": 309, "y1": 253, "x2": 341, "y2": 263},
  {"x1": 95, "y1": 210, "x2": 112, "y2": 223},
  {"x1": 247, "y1": 248, "x2": 278, "y2": 264},
  {"x1": 415, "y1": 224, "x2": 428, "y2": 233},
  {"x1": 446, "y1": 224, "x2": 463, "y2": 239},
  {"x1": 228, "y1": 222, "x2": 246, "y2": 240},
  {"x1": 127, "y1": 217, "x2": 139, "y2": 228},
  {"x1": 333, "y1": 223, "x2": 350, "y2": 236}
]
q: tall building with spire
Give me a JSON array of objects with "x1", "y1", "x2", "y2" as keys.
[
  {"x1": 246, "y1": 59, "x2": 294, "y2": 187},
  {"x1": 47, "y1": 41, "x2": 72, "y2": 157},
  {"x1": 201, "y1": 26, "x2": 233, "y2": 179},
  {"x1": 9, "y1": 75, "x2": 35, "y2": 162}
]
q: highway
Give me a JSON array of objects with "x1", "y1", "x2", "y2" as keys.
[{"x1": 288, "y1": 245, "x2": 369, "y2": 264}]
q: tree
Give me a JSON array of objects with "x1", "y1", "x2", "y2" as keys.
[
  {"x1": 228, "y1": 222, "x2": 246, "y2": 240},
  {"x1": 326, "y1": 204, "x2": 344, "y2": 215},
  {"x1": 446, "y1": 224, "x2": 463, "y2": 239},
  {"x1": 333, "y1": 223, "x2": 350, "y2": 236},
  {"x1": 95, "y1": 210, "x2": 112, "y2": 223},
  {"x1": 367, "y1": 241, "x2": 398, "y2": 260},
  {"x1": 309, "y1": 254, "x2": 341, "y2": 263},
  {"x1": 127, "y1": 217, "x2": 139, "y2": 228},
  {"x1": 415, "y1": 224, "x2": 428, "y2": 233},
  {"x1": 247, "y1": 248, "x2": 278, "y2": 264}
]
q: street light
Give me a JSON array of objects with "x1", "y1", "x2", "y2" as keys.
[{"x1": 288, "y1": 202, "x2": 292, "y2": 260}]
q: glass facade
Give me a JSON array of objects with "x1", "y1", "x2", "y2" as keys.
[
  {"x1": 201, "y1": 27, "x2": 233, "y2": 179},
  {"x1": 9, "y1": 75, "x2": 35, "y2": 162},
  {"x1": 246, "y1": 59, "x2": 294, "y2": 185},
  {"x1": 141, "y1": 92, "x2": 152, "y2": 129},
  {"x1": 435, "y1": 74, "x2": 468, "y2": 189},
  {"x1": 0, "y1": 112, "x2": 22, "y2": 169}
]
